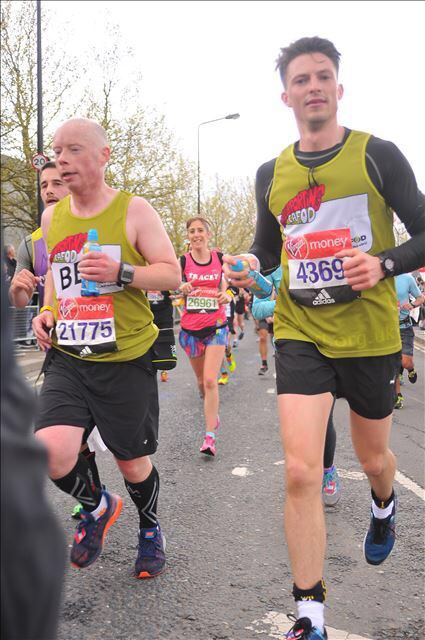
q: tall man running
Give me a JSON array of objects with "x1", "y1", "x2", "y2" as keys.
[
  {"x1": 32, "y1": 118, "x2": 181, "y2": 579},
  {"x1": 223, "y1": 37, "x2": 425, "y2": 639}
]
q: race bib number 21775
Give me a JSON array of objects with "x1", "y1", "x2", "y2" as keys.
[{"x1": 56, "y1": 296, "x2": 117, "y2": 357}]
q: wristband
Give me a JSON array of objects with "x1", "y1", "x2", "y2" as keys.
[{"x1": 39, "y1": 305, "x2": 54, "y2": 314}]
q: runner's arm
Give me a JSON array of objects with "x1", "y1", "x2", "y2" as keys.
[
  {"x1": 367, "y1": 137, "x2": 425, "y2": 274},
  {"x1": 78, "y1": 197, "x2": 181, "y2": 291}
]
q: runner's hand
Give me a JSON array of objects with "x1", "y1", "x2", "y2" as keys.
[
  {"x1": 179, "y1": 282, "x2": 193, "y2": 295},
  {"x1": 217, "y1": 291, "x2": 231, "y2": 304},
  {"x1": 32, "y1": 310, "x2": 54, "y2": 352},
  {"x1": 222, "y1": 255, "x2": 255, "y2": 288},
  {"x1": 335, "y1": 249, "x2": 383, "y2": 291},
  {"x1": 78, "y1": 251, "x2": 120, "y2": 283},
  {"x1": 10, "y1": 269, "x2": 38, "y2": 299}
]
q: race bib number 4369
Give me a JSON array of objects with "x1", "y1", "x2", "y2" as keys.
[
  {"x1": 56, "y1": 296, "x2": 117, "y2": 357},
  {"x1": 285, "y1": 228, "x2": 360, "y2": 307}
]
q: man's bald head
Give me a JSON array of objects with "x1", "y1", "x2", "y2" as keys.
[{"x1": 53, "y1": 118, "x2": 109, "y2": 150}]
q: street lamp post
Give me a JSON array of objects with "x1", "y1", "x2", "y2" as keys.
[
  {"x1": 197, "y1": 113, "x2": 240, "y2": 216},
  {"x1": 36, "y1": 0, "x2": 44, "y2": 225}
]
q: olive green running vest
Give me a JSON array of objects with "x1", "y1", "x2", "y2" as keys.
[
  {"x1": 47, "y1": 191, "x2": 157, "y2": 362},
  {"x1": 268, "y1": 130, "x2": 400, "y2": 357}
]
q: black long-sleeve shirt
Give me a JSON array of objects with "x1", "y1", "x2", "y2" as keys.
[{"x1": 249, "y1": 129, "x2": 425, "y2": 275}]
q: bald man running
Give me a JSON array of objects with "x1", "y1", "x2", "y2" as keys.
[{"x1": 32, "y1": 118, "x2": 181, "y2": 578}]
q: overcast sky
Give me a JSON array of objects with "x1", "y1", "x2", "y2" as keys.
[{"x1": 45, "y1": 0, "x2": 425, "y2": 188}]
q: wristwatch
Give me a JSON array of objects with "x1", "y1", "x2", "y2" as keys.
[
  {"x1": 377, "y1": 254, "x2": 396, "y2": 279},
  {"x1": 117, "y1": 262, "x2": 135, "y2": 286}
]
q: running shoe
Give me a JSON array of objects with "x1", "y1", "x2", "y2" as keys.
[
  {"x1": 407, "y1": 369, "x2": 417, "y2": 383},
  {"x1": 160, "y1": 370, "x2": 168, "y2": 382},
  {"x1": 134, "y1": 523, "x2": 166, "y2": 579},
  {"x1": 394, "y1": 393, "x2": 404, "y2": 409},
  {"x1": 322, "y1": 465, "x2": 341, "y2": 507},
  {"x1": 258, "y1": 364, "x2": 268, "y2": 375},
  {"x1": 71, "y1": 490, "x2": 122, "y2": 568},
  {"x1": 285, "y1": 616, "x2": 327, "y2": 639},
  {"x1": 232, "y1": 339, "x2": 238, "y2": 349},
  {"x1": 363, "y1": 496, "x2": 396, "y2": 565},
  {"x1": 238, "y1": 331, "x2": 244, "y2": 341},
  {"x1": 226, "y1": 354, "x2": 236, "y2": 372},
  {"x1": 218, "y1": 372, "x2": 229, "y2": 385},
  {"x1": 200, "y1": 434, "x2": 216, "y2": 456}
]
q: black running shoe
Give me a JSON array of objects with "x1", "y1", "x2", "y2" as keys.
[
  {"x1": 285, "y1": 616, "x2": 328, "y2": 639},
  {"x1": 407, "y1": 369, "x2": 417, "y2": 383},
  {"x1": 258, "y1": 364, "x2": 268, "y2": 375}
]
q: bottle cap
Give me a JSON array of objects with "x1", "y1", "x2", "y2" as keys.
[{"x1": 87, "y1": 228, "x2": 98, "y2": 242}]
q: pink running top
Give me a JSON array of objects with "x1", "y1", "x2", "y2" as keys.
[{"x1": 180, "y1": 250, "x2": 227, "y2": 331}]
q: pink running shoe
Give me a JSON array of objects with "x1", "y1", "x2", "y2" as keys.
[{"x1": 200, "y1": 435, "x2": 216, "y2": 456}]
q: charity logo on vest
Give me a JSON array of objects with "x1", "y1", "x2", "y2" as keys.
[
  {"x1": 280, "y1": 184, "x2": 326, "y2": 226},
  {"x1": 286, "y1": 228, "x2": 360, "y2": 307}
]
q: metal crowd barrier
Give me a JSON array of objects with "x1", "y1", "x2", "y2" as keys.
[{"x1": 10, "y1": 304, "x2": 39, "y2": 346}]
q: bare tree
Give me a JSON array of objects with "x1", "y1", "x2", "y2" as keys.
[{"x1": 1, "y1": 1, "x2": 76, "y2": 235}]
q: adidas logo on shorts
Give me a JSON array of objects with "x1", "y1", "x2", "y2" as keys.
[{"x1": 312, "y1": 289, "x2": 335, "y2": 305}]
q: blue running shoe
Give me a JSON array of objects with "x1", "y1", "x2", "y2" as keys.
[
  {"x1": 134, "y1": 523, "x2": 166, "y2": 579},
  {"x1": 285, "y1": 616, "x2": 327, "y2": 639},
  {"x1": 363, "y1": 496, "x2": 396, "y2": 565},
  {"x1": 71, "y1": 490, "x2": 122, "y2": 568}
]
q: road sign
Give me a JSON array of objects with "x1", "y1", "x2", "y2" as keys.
[{"x1": 32, "y1": 153, "x2": 49, "y2": 171}]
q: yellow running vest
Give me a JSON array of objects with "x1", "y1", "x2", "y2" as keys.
[
  {"x1": 48, "y1": 191, "x2": 158, "y2": 362},
  {"x1": 268, "y1": 130, "x2": 400, "y2": 357}
]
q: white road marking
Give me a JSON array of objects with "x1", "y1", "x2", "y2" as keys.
[
  {"x1": 232, "y1": 467, "x2": 253, "y2": 477},
  {"x1": 395, "y1": 470, "x2": 425, "y2": 501},
  {"x1": 267, "y1": 387, "x2": 276, "y2": 394},
  {"x1": 248, "y1": 611, "x2": 372, "y2": 639}
]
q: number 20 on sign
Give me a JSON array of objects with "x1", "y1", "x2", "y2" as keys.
[{"x1": 32, "y1": 153, "x2": 49, "y2": 171}]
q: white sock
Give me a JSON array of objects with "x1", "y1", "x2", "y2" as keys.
[
  {"x1": 372, "y1": 499, "x2": 393, "y2": 519},
  {"x1": 91, "y1": 492, "x2": 108, "y2": 520},
  {"x1": 296, "y1": 600, "x2": 325, "y2": 632}
]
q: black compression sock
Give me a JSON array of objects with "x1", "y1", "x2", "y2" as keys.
[
  {"x1": 125, "y1": 466, "x2": 159, "y2": 529},
  {"x1": 81, "y1": 448, "x2": 102, "y2": 488},
  {"x1": 53, "y1": 454, "x2": 102, "y2": 512}
]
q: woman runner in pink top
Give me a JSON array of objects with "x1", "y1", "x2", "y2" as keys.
[{"x1": 178, "y1": 217, "x2": 231, "y2": 456}]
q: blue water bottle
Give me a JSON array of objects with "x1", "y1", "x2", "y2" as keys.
[
  {"x1": 81, "y1": 228, "x2": 101, "y2": 297},
  {"x1": 230, "y1": 259, "x2": 273, "y2": 299}
]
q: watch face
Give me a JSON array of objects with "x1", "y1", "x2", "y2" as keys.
[
  {"x1": 385, "y1": 258, "x2": 395, "y2": 272},
  {"x1": 120, "y1": 264, "x2": 134, "y2": 284}
]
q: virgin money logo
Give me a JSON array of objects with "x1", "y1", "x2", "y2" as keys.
[
  {"x1": 58, "y1": 297, "x2": 79, "y2": 320},
  {"x1": 285, "y1": 236, "x2": 309, "y2": 259}
]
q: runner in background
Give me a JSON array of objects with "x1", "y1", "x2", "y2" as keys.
[
  {"x1": 146, "y1": 289, "x2": 177, "y2": 382},
  {"x1": 178, "y1": 217, "x2": 231, "y2": 456},
  {"x1": 393, "y1": 272, "x2": 424, "y2": 408}
]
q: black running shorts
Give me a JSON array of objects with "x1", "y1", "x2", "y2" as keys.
[
  {"x1": 275, "y1": 339, "x2": 401, "y2": 420},
  {"x1": 34, "y1": 348, "x2": 159, "y2": 460},
  {"x1": 400, "y1": 326, "x2": 414, "y2": 357}
]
